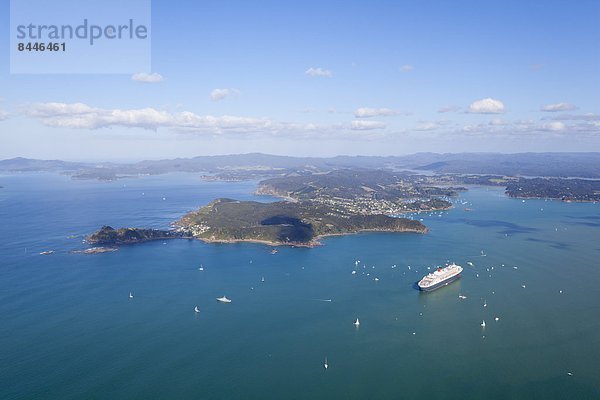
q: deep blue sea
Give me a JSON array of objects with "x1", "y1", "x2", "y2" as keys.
[{"x1": 1, "y1": 172, "x2": 599, "y2": 399}]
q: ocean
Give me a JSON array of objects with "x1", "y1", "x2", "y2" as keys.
[{"x1": 1, "y1": 172, "x2": 599, "y2": 399}]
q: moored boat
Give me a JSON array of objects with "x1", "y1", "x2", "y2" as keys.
[{"x1": 216, "y1": 296, "x2": 232, "y2": 303}]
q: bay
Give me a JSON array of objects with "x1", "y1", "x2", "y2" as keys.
[{"x1": 1, "y1": 172, "x2": 599, "y2": 399}]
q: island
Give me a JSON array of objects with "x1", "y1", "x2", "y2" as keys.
[
  {"x1": 70, "y1": 247, "x2": 119, "y2": 254},
  {"x1": 86, "y1": 226, "x2": 191, "y2": 245}
]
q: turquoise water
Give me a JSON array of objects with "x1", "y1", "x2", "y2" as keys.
[{"x1": 1, "y1": 173, "x2": 599, "y2": 399}]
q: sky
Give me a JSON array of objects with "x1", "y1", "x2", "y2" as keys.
[{"x1": 1, "y1": 0, "x2": 599, "y2": 161}]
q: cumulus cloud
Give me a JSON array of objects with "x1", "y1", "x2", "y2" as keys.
[
  {"x1": 354, "y1": 107, "x2": 399, "y2": 118},
  {"x1": 400, "y1": 64, "x2": 414, "y2": 72},
  {"x1": 541, "y1": 102, "x2": 578, "y2": 112},
  {"x1": 305, "y1": 67, "x2": 332, "y2": 77},
  {"x1": 23, "y1": 102, "x2": 275, "y2": 133},
  {"x1": 467, "y1": 98, "x2": 505, "y2": 114},
  {"x1": 131, "y1": 72, "x2": 164, "y2": 83},
  {"x1": 210, "y1": 88, "x2": 240, "y2": 101},
  {"x1": 350, "y1": 120, "x2": 386, "y2": 130},
  {"x1": 22, "y1": 102, "x2": 393, "y2": 139}
]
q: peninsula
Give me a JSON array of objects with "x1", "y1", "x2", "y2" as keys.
[{"x1": 174, "y1": 198, "x2": 428, "y2": 246}]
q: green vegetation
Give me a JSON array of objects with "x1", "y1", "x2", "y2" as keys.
[
  {"x1": 175, "y1": 198, "x2": 427, "y2": 246},
  {"x1": 506, "y1": 178, "x2": 600, "y2": 202},
  {"x1": 86, "y1": 226, "x2": 189, "y2": 245},
  {"x1": 257, "y1": 169, "x2": 454, "y2": 214}
]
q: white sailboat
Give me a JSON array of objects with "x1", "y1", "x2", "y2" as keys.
[
  {"x1": 323, "y1": 357, "x2": 328, "y2": 369},
  {"x1": 216, "y1": 296, "x2": 232, "y2": 303},
  {"x1": 194, "y1": 306, "x2": 200, "y2": 313},
  {"x1": 481, "y1": 320, "x2": 486, "y2": 327},
  {"x1": 129, "y1": 292, "x2": 134, "y2": 299},
  {"x1": 354, "y1": 318, "x2": 360, "y2": 326}
]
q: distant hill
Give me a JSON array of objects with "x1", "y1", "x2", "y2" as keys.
[
  {"x1": 410, "y1": 153, "x2": 600, "y2": 178},
  {"x1": 0, "y1": 157, "x2": 90, "y2": 172},
  {"x1": 1, "y1": 152, "x2": 599, "y2": 178}
]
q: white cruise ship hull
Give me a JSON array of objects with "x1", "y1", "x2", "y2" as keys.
[{"x1": 418, "y1": 273, "x2": 461, "y2": 291}]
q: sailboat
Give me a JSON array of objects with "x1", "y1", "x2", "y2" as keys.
[
  {"x1": 261, "y1": 277, "x2": 265, "y2": 282},
  {"x1": 323, "y1": 357, "x2": 328, "y2": 369},
  {"x1": 481, "y1": 320, "x2": 486, "y2": 327},
  {"x1": 194, "y1": 306, "x2": 200, "y2": 313},
  {"x1": 216, "y1": 296, "x2": 232, "y2": 303},
  {"x1": 129, "y1": 292, "x2": 134, "y2": 299},
  {"x1": 354, "y1": 318, "x2": 360, "y2": 326}
]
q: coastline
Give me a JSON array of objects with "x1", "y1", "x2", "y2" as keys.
[
  {"x1": 194, "y1": 226, "x2": 428, "y2": 248},
  {"x1": 506, "y1": 193, "x2": 599, "y2": 203}
]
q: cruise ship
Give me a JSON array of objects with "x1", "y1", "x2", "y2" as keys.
[{"x1": 418, "y1": 263, "x2": 463, "y2": 291}]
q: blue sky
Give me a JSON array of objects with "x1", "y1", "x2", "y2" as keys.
[{"x1": 1, "y1": 0, "x2": 599, "y2": 161}]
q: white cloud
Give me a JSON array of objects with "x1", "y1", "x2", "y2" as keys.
[
  {"x1": 543, "y1": 121, "x2": 566, "y2": 131},
  {"x1": 305, "y1": 67, "x2": 332, "y2": 77},
  {"x1": 400, "y1": 64, "x2": 414, "y2": 72},
  {"x1": 131, "y1": 72, "x2": 164, "y2": 83},
  {"x1": 24, "y1": 102, "x2": 274, "y2": 133},
  {"x1": 467, "y1": 98, "x2": 505, "y2": 114},
  {"x1": 210, "y1": 88, "x2": 240, "y2": 101},
  {"x1": 350, "y1": 120, "x2": 386, "y2": 130},
  {"x1": 438, "y1": 105, "x2": 461, "y2": 113},
  {"x1": 541, "y1": 102, "x2": 577, "y2": 112},
  {"x1": 0, "y1": 110, "x2": 8, "y2": 120},
  {"x1": 22, "y1": 102, "x2": 393, "y2": 139},
  {"x1": 354, "y1": 107, "x2": 399, "y2": 118}
]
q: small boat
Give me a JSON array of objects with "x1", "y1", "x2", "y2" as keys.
[
  {"x1": 216, "y1": 296, "x2": 232, "y2": 303},
  {"x1": 194, "y1": 306, "x2": 200, "y2": 313},
  {"x1": 271, "y1": 249, "x2": 278, "y2": 254},
  {"x1": 129, "y1": 292, "x2": 134, "y2": 299},
  {"x1": 354, "y1": 318, "x2": 360, "y2": 326},
  {"x1": 467, "y1": 261, "x2": 474, "y2": 266},
  {"x1": 494, "y1": 316, "x2": 499, "y2": 321},
  {"x1": 39, "y1": 250, "x2": 55, "y2": 255},
  {"x1": 323, "y1": 357, "x2": 328, "y2": 369},
  {"x1": 261, "y1": 277, "x2": 265, "y2": 282},
  {"x1": 481, "y1": 320, "x2": 486, "y2": 327},
  {"x1": 458, "y1": 295, "x2": 467, "y2": 300},
  {"x1": 483, "y1": 301, "x2": 487, "y2": 308},
  {"x1": 351, "y1": 270, "x2": 356, "y2": 275}
]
